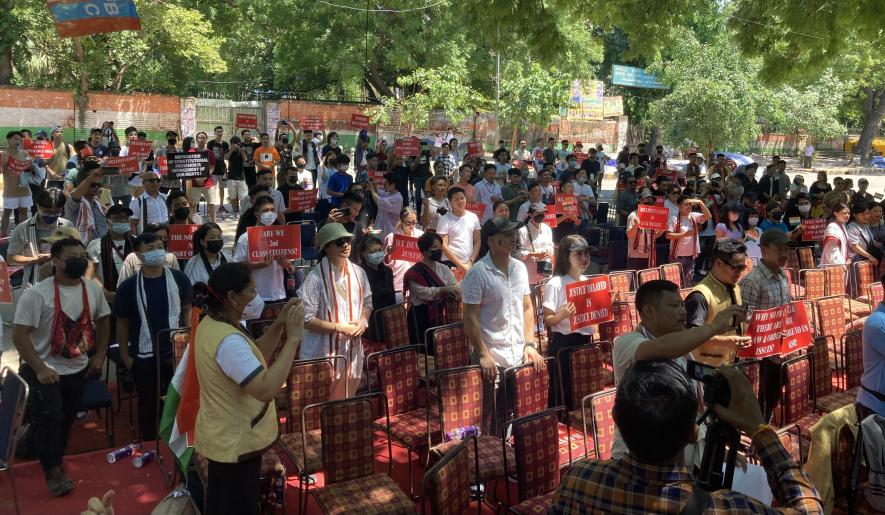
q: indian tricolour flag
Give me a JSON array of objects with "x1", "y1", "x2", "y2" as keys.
[{"x1": 159, "y1": 307, "x2": 202, "y2": 473}]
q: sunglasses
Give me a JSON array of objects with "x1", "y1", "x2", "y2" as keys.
[
  {"x1": 144, "y1": 178, "x2": 161, "y2": 184},
  {"x1": 332, "y1": 237, "x2": 352, "y2": 248},
  {"x1": 90, "y1": 182, "x2": 102, "y2": 188},
  {"x1": 722, "y1": 261, "x2": 747, "y2": 273}
]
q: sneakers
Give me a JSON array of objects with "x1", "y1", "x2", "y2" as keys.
[{"x1": 45, "y1": 465, "x2": 74, "y2": 496}]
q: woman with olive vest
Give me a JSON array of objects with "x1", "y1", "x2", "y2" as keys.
[{"x1": 195, "y1": 263, "x2": 303, "y2": 515}]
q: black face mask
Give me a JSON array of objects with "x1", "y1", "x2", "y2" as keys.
[
  {"x1": 281, "y1": 137, "x2": 289, "y2": 144},
  {"x1": 167, "y1": 138, "x2": 177, "y2": 146},
  {"x1": 205, "y1": 239, "x2": 224, "y2": 253},
  {"x1": 173, "y1": 206, "x2": 190, "y2": 220},
  {"x1": 532, "y1": 215, "x2": 545, "y2": 223},
  {"x1": 287, "y1": 177, "x2": 299, "y2": 184},
  {"x1": 429, "y1": 249, "x2": 444, "y2": 262},
  {"x1": 62, "y1": 257, "x2": 88, "y2": 279}
]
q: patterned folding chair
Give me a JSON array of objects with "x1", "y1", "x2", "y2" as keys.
[
  {"x1": 558, "y1": 344, "x2": 607, "y2": 459},
  {"x1": 504, "y1": 359, "x2": 554, "y2": 420},
  {"x1": 278, "y1": 356, "x2": 346, "y2": 515},
  {"x1": 735, "y1": 359, "x2": 761, "y2": 399},
  {"x1": 608, "y1": 271, "x2": 634, "y2": 302},
  {"x1": 429, "y1": 366, "x2": 514, "y2": 489},
  {"x1": 659, "y1": 263, "x2": 683, "y2": 288},
  {"x1": 853, "y1": 261, "x2": 877, "y2": 314},
  {"x1": 816, "y1": 296, "x2": 847, "y2": 367},
  {"x1": 363, "y1": 303, "x2": 410, "y2": 391},
  {"x1": 800, "y1": 300, "x2": 817, "y2": 336},
  {"x1": 800, "y1": 269, "x2": 827, "y2": 301},
  {"x1": 373, "y1": 346, "x2": 440, "y2": 497},
  {"x1": 797, "y1": 247, "x2": 815, "y2": 270},
  {"x1": 839, "y1": 330, "x2": 865, "y2": 393},
  {"x1": 773, "y1": 355, "x2": 820, "y2": 439},
  {"x1": 598, "y1": 303, "x2": 633, "y2": 373},
  {"x1": 310, "y1": 394, "x2": 416, "y2": 515},
  {"x1": 786, "y1": 248, "x2": 800, "y2": 272},
  {"x1": 622, "y1": 292, "x2": 638, "y2": 329},
  {"x1": 816, "y1": 332, "x2": 863, "y2": 413},
  {"x1": 581, "y1": 388, "x2": 618, "y2": 460},
  {"x1": 424, "y1": 323, "x2": 470, "y2": 380},
  {"x1": 505, "y1": 409, "x2": 566, "y2": 514},
  {"x1": 809, "y1": 336, "x2": 838, "y2": 413},
  {"x1": 678, "y1": 288, "x2": 693, "y2": 300},
  {"x1": 822, "y1": 264, "x2": 847, "y2": 297},
  {"x1": 637, "y1": 268, "x2": 660, "y2": 286},
  {"x1": 421, "y1": 437, "x2": 480, "y2": 515},
  {"x1": 868, "y1": 282, "x2": 884, "y2": 311},
  {"x1": 0, "y1": 367, "x2": 28, "y2": 515},
  {"x1": 783, "y1": 267, "x2": 805, "y2": 300}
]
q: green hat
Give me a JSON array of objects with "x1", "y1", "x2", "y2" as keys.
[{"x1": 316, "y1": 222, "x2": 353, "y2": 250}]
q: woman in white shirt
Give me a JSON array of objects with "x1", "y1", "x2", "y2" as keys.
[
  {"x1": 820, "y1": 202, "x2": 851, "y2": 266},
  {"x1": 184, "y1": 222, "x2": 226, "y2": 285},
  {"x1": 516, "y1": 202, "x2": 554, "y2": 286},
  {"x1": 403, "y1": 232, "x2": 459, "y2": 348},
  {"x1": 383, "y1": 207, "x2": 424, "y2": 297},
  {"x1": 542, "y1": 234, "x2": 595, "y2": 407}
]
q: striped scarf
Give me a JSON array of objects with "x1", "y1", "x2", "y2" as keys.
[{"x1": 318, "y1": 257, "x2": 364, "y2": 372}]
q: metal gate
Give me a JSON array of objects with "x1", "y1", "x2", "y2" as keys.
[{"x1": 194, "y1": 99, "x2": 266, "y2": 139}]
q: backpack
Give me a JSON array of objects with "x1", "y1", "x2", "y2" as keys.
[
  {"x1": 150, "y1": 485, "x2": 200, "y2": 515},
  {"x1": 860, "y1": 414, "x2": 885, "y2": 512}
]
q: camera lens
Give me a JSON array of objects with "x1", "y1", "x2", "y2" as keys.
[{"x1": 437, "y1": 207, "x2": 448, "y2": 215}]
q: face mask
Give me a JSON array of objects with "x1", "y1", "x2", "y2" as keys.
[
  {"x1": 112, "y1": 222, "x2": 131, "y2": 235},
  {"x1": 770, "y1": 211, "x2": 783, "y2": 220},
  {"x1": 748, "y1": 217, "x2": 759, "y2": 226},
  {"x1": 61, "y1": 257, "x2": 88, "y2": 279},
  {"x1": 577, "y1": 177, "x2": 586, "y2": 184},
  {"x1": 798, "y1": 204, "x2": 811, "y2": 214},
  {"x1": 429, "y1": 249, "x2": 444, "y2": 262},
  {"x1": 143, "y1": 249, "x2": 166, "y2": 267},
  {"x1": 287, "y1": 177, "x2": 299, "y2": 185},
  {"x1": 241, "y1": 294, "x2": 265, "y2": 321},
  {"x1": 167, "y1": 138, "x2": 176, "y2": 146},
  {"x1": 259, "y1": 212, "x2": 277, "y2": 226},
  {"x1": 728, "y1": 213, "x2": 740, "y2": 222},
  {"x1": 568, "y1": 160, "x2": 577, "y2": 167},
  {"x1": 533, "y1": 214, "x2": 545, "y2": 223},
  {"x1": 173, "y1": 206, "x2": 190, "y2": 220},
  {"x1": 365, "y1": 251, "x2": 385, "y2": 265},
  {"x1": 205, "y1": 239, "x2": 224, "y2": 253},
  {"x1": 40, "y1": 214, "x2": 59, "y2": 225},
  {"x1": 312, "y1": 137, "x2": 320, "y2": 146},
  {"x1": 281, "y1": 137, "x2": 289, "y2": 144}
]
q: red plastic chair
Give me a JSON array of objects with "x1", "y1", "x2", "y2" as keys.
[
  {"x1": 598, "y1": 303, "x2": 634, "y2": 352},
  {"x1": 823, "y1": 264, "x2": 847, "y2": 297},
  {"x1": 505, "y1": 409, "x2": 566, "y2": 514},
  {"x1": 659, "y1": 262, "x2": 683, "y2": 288},
  {"x1": 853, "y1": 261, "x2": 877, "y2": 309}
]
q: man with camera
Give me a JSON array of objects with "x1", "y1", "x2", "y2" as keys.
[{"x1": 551, "y1": 358, "x2": 823, "y2": 513}]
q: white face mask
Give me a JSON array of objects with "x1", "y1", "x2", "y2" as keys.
[
  {"x1": 241, "y1": 294, "x2": 265, "y2": 321},
  {"x1": 748, "y1": 217, "x2": 759, "y2": 227},
  {"x1": 798, "y1": 204, "x2": 811, "y2": 214},
  {"x1": 259, "y1": 212, "x2": 277, "y2": 226}
]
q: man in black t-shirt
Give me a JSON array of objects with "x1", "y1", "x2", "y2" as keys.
[
  {"x1": 240, "y1": 129, "x2": 259, "y2": 188},
  {"x1": 206, "y1": 126, "x2": 230, "y2": 216},
  {"x1": 225, "y1": 135, "x2": 248, "y2": 216}
]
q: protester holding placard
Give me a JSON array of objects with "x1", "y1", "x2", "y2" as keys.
[
  {"x1": 383, "y1": 207, "x2": 423, "y2": 294},
  {"x1": 626, "y1": 189, "x2": 665, "y2": 270},
  {"x1": 821, "y1": 202, "x2": 851, "y2": 266},
  {"x1": 740, "y1": 229, "x2": 794, "y2": 422},
  {"x1": 542, "y1": 235, "x2": 595, "y2": 407},
  {"x1": 437, "y1": 186, "x2": 481, "y2": 277},
  {"x1": 1, "y1": 130, "x2": 35, "y2": 236},
  {"x1": 515, "y1": 202, "x2": 554, "y2": 286},
  {"x1": 155, "y1": 130, "x2": 181, "y2": 193},
  {"x1": 8, "y1": 188, "x2": 72, "y2": 289},
  {"x1": 553, "y1": 181, "x2": 580, "y2": 243},
  {"x1": 186, "y1": 132, "x2": 219, "y2": 224},
  {"x1": 366, "y1": 172, "x2": 404, "y2": 241},
  {"x1": 85, "y1": 205, "x2": 133, "y2": 303},
  {"x1": 234, "y1": 196, "x2": 288, "y2": 302},
  {"x1": 224, "y1": 135, "x2": 249, "y2": 216},
  {"x1": 128, "y1": 171, "x2": 168, "y2": 235}
]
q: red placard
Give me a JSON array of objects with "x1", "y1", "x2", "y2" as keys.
[
  {"x1": 465, "y1": 202, "x2": 486, "y2": 220},
  {"x1": 467, "y1": 142, "x2": 482, "y2": 158},
  {"x1": 395, "y1": 137, "x2": 421, "y2": 157},
  {"x1": 390, "y1": 234, "x2": 422, "y2": 263},
  {"x1": 23, "y1": 140, "x2": 54, "y2": 159},
  {"x1": 235, "y1": 113, "x2": 258, "y2": 129},
  {"x1": 738, "y1": 302, "x2": 813, "y2": 359},
  {"x1": 554, "y1": 194, "x2": 579, "y2": 217},
  {"x1": 637, "y1": 204, "x2": 670, "y2": 231},
  {"x1": 288, "y1": 189, "x2": 317, "y2": 211},
  {"x1": 127, "y1": 139, "x2": 153, "y2": 159},
  {"x1": 0, "y1": 261, "x2": 12, "y2": 304},
  {"x1": 246, "y1": 225, "x2": 302, "y2": 263},
  {"x1": 351, "y1": 114, "x2": 370, "y2": 129},
  {"x1": 552, "y1": 181, "x2": 560, "y2": 192},
  {"x1": 544, "y1": 211, "x2": 558, "y2": 228},
  {"x1": 801, "y1": 218, "x2": 827, "y2": 241},
  {"x1": 105, "y1": 155, "x2": 140, "y2": 174},
  {"x1": 565, "y1": 275, "x2": 614, "y2": 331},
  {"x1": 367, "y1": 170, "x2": 386, "y2": 189},
  {"x1": 574, "y1": 152, "x2": 589, "y2": 164},
  {"x1": 301, "y1": 115, "x2": 323, "y2": 131},
  {"x1": 655, "y1": 169, "x2": 678, "y2": 182},
  {"x1": 654, "y1": 195, "x2": 665, "y2": 206},
  {"x1": 5, "y1": 157, "x2": 31, "y2": 175},
  {"x1": 157, "y1": 155, "x2": 168, "y2": 175},
  {"x1": 167, "y1": 224, "x2": 199, "y2": 259}
]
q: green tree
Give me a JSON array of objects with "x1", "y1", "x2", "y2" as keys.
[{"x1": 757, "y1": 70, "x2": 851, "y2": 142}]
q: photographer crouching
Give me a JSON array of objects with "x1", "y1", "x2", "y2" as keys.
[{"x1": 550, "y1": 359, "x2": 823, "y2": 513}]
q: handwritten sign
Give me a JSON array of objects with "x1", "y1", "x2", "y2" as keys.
[
  {"x1": 301, "y1": 115, "x2": 323, "y2": 131},
  {"x1": 467, "y1": 142, "x2": 482, "y2": 158},
  {"x1": 565, "y1": 275, "x2": 614, "y2": 331},
  {"x1": 24, "y1": 140, "x2": 54, "y2": 159},
  {"x1": 246, "y1": 225, "x2": 301, "y2": 263},
  {"x1": 167, "y1": 224, "x2": 199, "y2": 259},
  {"x1": 395, "y1": 137, "x2": 421, "y2": 157},
  {"x1": 127, "y1": 139, "x2": 153, "y2": 159},
  {"x1": 465, "y1": 202, "x2": 486, "y2": 220},
  {"x1": 0, "y1": 261, "x2": 12, "y2": 304},
  {"x1": 105, "y1": 155, "x2": 140, "y2": 174},
  {"x1": 288, "y1": 189, "x2": 317, "y2": 211},
  {"x1": 166, "y1": 151, "x2": 211, "y2": 180},
  {"x1": 236, "y1": 113, "x2": 258, "y2": 129},
  {"x1": 156, "y1": 155, "x2": 168, "y2": 175},
  {"x1": 555, "y1": 194, "x2": 579, "y2": 217},
  {"x1": 544, "y1": 211, "x2": 558, "y2": 228},
  {"x1": 801, "y1": 218, "x2": 827, "y2": 242},
  {"x1": 351, "y1": 114, "x2": 370, "y2": 129},
  {"x1": 637, "y1": 204, "x2": 670, "y2": 231},
  {"x1": 739, "y1": 302, "x2": 813, "y2": 359},
  {"x1": 391, "y1": 234, "x2": 422, "y2": 263},
  {"x1": 5, "y1": 157, "x2": 31, "y2": 175},
  {"x1": 365, "y1": 170, "x2": 386, "y2": 189}
]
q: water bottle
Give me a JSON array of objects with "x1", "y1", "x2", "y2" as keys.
[
  {"x1": 106, "y1": 443, "x2": 140, "y2": 463},
  {"x1": 133, "y1": 450, "x2": 157, "y2": 468},
  {"x1": 445, "y1": 425, "x2": 480, "y2": 442}
]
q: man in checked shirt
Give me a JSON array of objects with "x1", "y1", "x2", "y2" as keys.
[{"x1": 551, "y1": 359, "x2": 822, "y2": 514}]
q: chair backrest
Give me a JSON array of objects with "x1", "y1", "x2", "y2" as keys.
[
  {"x1": 434, "y1": 366, "x2": 483, "y2": 437},
  {"x1": 587, "y1": 388, "x2": 617, "y2": 460},
  {"x1": 319, "y1": 395, "x2": 377, "y2": 484},
  {"x1": 816, "y1": 296, "x2": 847, "y2": 351},
  {"x1": 801, "y1": 269, "x2": 827, "y2": 300},
  {"x1": 854, "y1": 261, "x2": 876, "y2": 301},
  {"x1": 422, "y1": 438, "x2": 472, "y2": 515},
  {"x1": 801, "y1": 300, "x2": 817, "y2": 335},
  {"x1": 562, "y1": 344, "x2": 607, "y2": 411},
  {"x1": 842, "y1": 330, "x2": 864, "y2": 391},
  {"x1": 637, "y1": 268, "x2": 660, "y2": 286},
  {"x1": 376, "y1": 303, "x2": 410, "y2": 348},
  {"x1": 823, "y1": 265, "x2": 847, "y2": 297},
  {"x1": 811, "y1": 336, "x2": 833, "y2": 398},
  {"x1": 506, "y1": 361, "x2": 551, "y2": 419},
  {"x1": 286, "y1": 357, "x2": 342, "y2": 434},
  {"x1": 622, "y1": 292, "x2": 638, "y2": 327},
  {"x1": 608, "y1": 271, "x2": 634, "y2": 301},
  {"x1": 869, "y1": 282, "x2": 884, "y2": 307},
  {"x1": 659, "y1": 263, "x2": 683, "y2": 288},
  {"x1": 0, "y1": 367, "x2": 28, "y2": 464},
  {"x1": 510, "y1": 409, "x2": 562, "y2": 501},
  {"x1": 778, "y1": 355, "x2": 813, "y2": 426},
  {"x1": 598, "y1": 302, "x2": 634, "y2": 343},
  {"x1": 299, "y1": 221, "x2": 319, "y2": 261},
  {"x1": 735, "y1": 359, "x2": 761, "y2": 399},
  {"x1": 797, "y1": 247, "x2": 815, "y2": 270},
  {"x1": 169, "y1": 329, "x2": 190, "y2": 368},
  {"x1": 428, "y1": 323, "x2": 470, "y2": 371},
  {"x1": 376, "y1": 346, "x2": 421, "y2": 417},
  {"x1": 739, "y1": 257, "x2": 754, "y2": 283},
  {"x1": 786, "y1": 248, "x2": 800, "y2": 271},
  {"x1": 678, "y1": 288, "x2": 693, "y2": 300}
]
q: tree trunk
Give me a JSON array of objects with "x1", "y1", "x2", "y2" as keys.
[
  {"x1": 0, "y1": 47, "x2": 10, "y2": 85},
  {"x1": 856, "y1": 87, "x2": 885, "y2": 165}
]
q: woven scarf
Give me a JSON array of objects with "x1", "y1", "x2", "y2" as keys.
[
  {"x1": 135, "y1": 267, "x2": 181, "y2": 357},
  {"x1": 318, "y1": 257, "x2": 363, "y2": 357},
  {"x1": 75, "y1": 195, "x2": 107, "y2": 243}
]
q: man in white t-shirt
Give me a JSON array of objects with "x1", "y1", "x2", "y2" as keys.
[
  {"x1": 474, "y1": 163, "x2": 503, "y2": 223},
  {"x1": 129, "y1": 170, "x2": 168, "y2": 234},
  {"x1": 436, "y1": 187, "x2": 481, "y2": 276},
  {"x1": 13, "y1": 236, "x2": 110, "y2": 496},
  {"x1": 611, "y1": 279, "x2": 744, "y2": 466}
]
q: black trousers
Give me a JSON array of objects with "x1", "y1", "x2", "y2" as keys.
[
  {"x1": 760, "y1": 357, "x2": 783, "y2": 423},
  {"x1": 206, "y1": 455, "x2": 262, "y2": 515},
  {"x1": 547, "y1": 332, "x2": 591, "y2": 409},
  {"x1": 19, "y1": 364, "x2": 86, "y2": 472},
  {"x1": 131, "y1": 356, "x2": 174, "y2": 441}
]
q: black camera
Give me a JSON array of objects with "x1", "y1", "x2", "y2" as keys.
[
  {"x1": 686, "y1": 360, "x2": 730, "y2": 408},
  {"x1": 437, "y1": 206, "x2": 448, "y2": 216},
  {"x1": 536, "y1": 260, "x2": 553, "y2": 276}
]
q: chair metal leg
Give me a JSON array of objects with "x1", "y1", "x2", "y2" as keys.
[{"x1": 8, "y1": 466, "x2": 21, "y2": 515}]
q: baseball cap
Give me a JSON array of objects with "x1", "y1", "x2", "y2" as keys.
[
  {"x1": 107, "y1": 204, "x2": 134, "y2": 218},
  {"x1": 566, "y1": 235, "x2": 589, "y2": 253},
  {"x1": 638, "y1": 188, "x2": 655, "y2": 200},
  {"x1": 711, "y1": 173, "x2": 722, "y2": 180},
  {"x1": 42, "y1": 226, "x2": 82, "y2": 243},
  {"x1": 527, "y1": 202, "x2": 547, "y2": 214},
  {"x1": 482, "y1": 216, "x2": 521, "y2": 238},
  {"x1": 760, "y1": 228, "x2": 791, "y2": 247}
]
